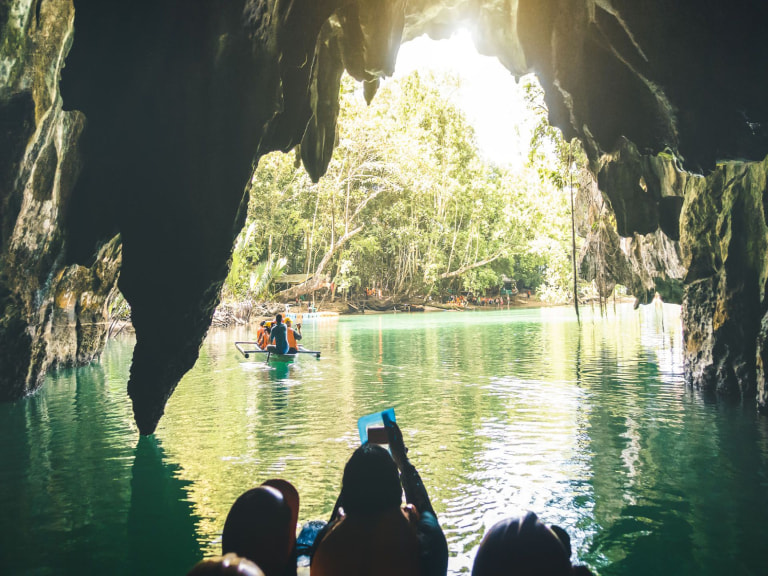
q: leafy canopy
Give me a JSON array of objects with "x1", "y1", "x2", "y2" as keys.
[{"x1": 223, "y1": 71, "x2": 582, "y2": 302}]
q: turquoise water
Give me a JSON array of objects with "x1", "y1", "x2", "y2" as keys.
[{"x1": 2, "y1": 304, "x2": 768, "y2": 575}]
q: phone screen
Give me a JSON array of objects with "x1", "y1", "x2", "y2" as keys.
[{"x1": 366, "y1": 426, "x2": 389, "y2": 445}]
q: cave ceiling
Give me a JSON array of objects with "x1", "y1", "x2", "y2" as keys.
[{"x1": 3, "y1": 0, "x2": 768, "y2": 433}]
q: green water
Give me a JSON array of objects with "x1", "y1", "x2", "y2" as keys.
[{"x1": 2, "y1": 305, "x2": 767, "y2": 575}]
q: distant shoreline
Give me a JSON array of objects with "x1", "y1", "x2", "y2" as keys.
[{"x1": 111, "y1": 296, "x2": 641, "y2": 336}]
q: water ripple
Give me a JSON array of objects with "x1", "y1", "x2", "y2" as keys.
[{"x1": 2, "y1": 306, "x2": 768, "y2": 576}]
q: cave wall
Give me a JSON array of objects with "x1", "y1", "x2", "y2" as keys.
[
  {"x1": 3, "y1": 0, "x2": 768, "y2": 431},
  {"x1": 0, "y1": 0, "x2": 121, "y2": 401},
  {"x1": 578, "y1": 144, "x2": 689, "y2": 306},
  {"x1": 514, "y1": 0, "x2": 768, "y2": 171},
  {"x1": 581, "y1": 149, "x2": 768, "y2": 407},
  {"x1": 59, "y1": 0, "x2": 292, "y2": 434},
  {"x1": 680, "y1": 158, "x2": 768, "y2": 401}
]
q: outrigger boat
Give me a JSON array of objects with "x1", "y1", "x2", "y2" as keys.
[{"x1": 235, "y1": 341, "x2": 321, "y2": 362}]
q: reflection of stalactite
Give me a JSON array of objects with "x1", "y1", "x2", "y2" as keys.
[{"x1": 128, "y1": 436, "x2": 202, "y2": 574}]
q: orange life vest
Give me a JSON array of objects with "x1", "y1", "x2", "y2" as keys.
[
  {"x1": 257, "y1": 328, "x2": 268, "y2": 349},
  {"x1": 286, "y1": 328, "x2": 298, "y2": 349}
]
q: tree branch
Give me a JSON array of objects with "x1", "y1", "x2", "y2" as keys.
[
  {"x1": 439, "y1": 251, "x2": 503, "y2": 279},
  {"x1": 350, "y1": 188, "x2": 385, "y2": 221},
  {"x1": 276, "y1": 225, "x2": 365, "y2": 300}
]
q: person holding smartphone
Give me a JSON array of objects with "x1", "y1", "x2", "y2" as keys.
[{"x1": 311, "y1": 422, "x2": 448, "y2": 576}]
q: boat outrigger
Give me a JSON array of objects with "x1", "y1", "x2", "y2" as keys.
[{"x1": 235, "y1": 341, "x2": 321, "y2": 361}]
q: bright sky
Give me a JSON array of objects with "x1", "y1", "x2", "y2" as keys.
[{"x1": 390, "y1": 31, "x2": 538, "y2": 169}]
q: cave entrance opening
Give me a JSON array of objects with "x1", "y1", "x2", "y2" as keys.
[{"x1": 220, "y1": 31, "x2": 620, "y2": 318}]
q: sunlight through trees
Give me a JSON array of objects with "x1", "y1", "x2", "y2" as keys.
[{"x1": 223, "y1": 68, "x2": 586, "y2": 305}]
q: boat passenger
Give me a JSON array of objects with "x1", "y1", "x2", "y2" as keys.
[
  {"x1": 256, "y1": 321, "x2": 268, "y2": 350},
  {"x1": 311, "y1": 422, "x2": 448, "y2": 576},
  {"x1": 268, "y1": 314, "x2": 290, "y2": 355},
  {"x1": 471, "y1": 512, "x2": 594, "y2": 576},
  {"x1": 187, "y1": 553, "x2": 265, "y2": 576},
  {"x1": 285, "y1": 318, "x2": 302, "y2": 353},
  {"x1": 257, "y1": 322, "x2": 272, "y2": 350},
  {"x1": 222, "y1": 484, "x2": 296, "y2": 576}
]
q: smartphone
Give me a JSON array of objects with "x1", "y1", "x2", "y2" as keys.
[
  {"x1": 357, "y1": 408, "x2": 396, "y2": 444},
  {"x1": 366, "y1": 426, "x2": 389, "y2": 445}
]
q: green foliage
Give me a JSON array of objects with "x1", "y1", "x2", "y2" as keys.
[
  {"x1": 223, "y1": 222, "x2": 287, "y2": 301},
  {"x1": 523, "y1": 77, "x2": 590, "y2": 302},
  {"x1": 248, "y1": 256, "x2": 287, "y2": 300},
  {"x1": 107, "y1": 292, "x2": 131, "y2": 321},
  {"x1": 223, "y1": 71, "x2": 578, "y2": 303}
]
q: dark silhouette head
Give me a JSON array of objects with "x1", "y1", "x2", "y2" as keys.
[
  {"x1": 275, "y1": 314, "x2": 283, "y2": 324},
  {"x1": 260, "y1": 321, "x2": 266, "y2": 327},
  {"x1": 472, "y1": 512, "x2": 581, "y2": 576},
  {"x1": 340, "y1": 443, "x2": 402, "y2": 517},
  {"x1": 260, "y1": 479, "x2": 300, "y2": 549},
  {"x1": 186, "y1": 553, "x2": 265, "y2": 576},
  {"x1": 222, "y1": 486, "x2": 293, "y2": 576}
]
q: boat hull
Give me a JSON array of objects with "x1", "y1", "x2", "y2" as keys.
[
  {"x1": 235, "y1": 341, "x2": 321, "y2": 360},
  {"x1": 267, "y1": 353, "x2": 296, "y2": 363}
]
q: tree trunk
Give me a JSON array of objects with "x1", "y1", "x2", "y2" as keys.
[
  {"x1": 276, "y1": 226, "x2": 364, "y2": 301},
  {"x1": 305, "y1": 192, "x2": 320, "y2": 276},
  {"x1": 569, "y1": 144, "x2": 580, "y2": 324}
]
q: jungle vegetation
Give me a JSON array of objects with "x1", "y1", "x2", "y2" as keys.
[{"x1": 222, "y1": 72, "x2": 587, "y2": 305}]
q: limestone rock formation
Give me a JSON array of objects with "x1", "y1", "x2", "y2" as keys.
[
  {"x1": 579, "y1": 202, "x2": 687, "y2": 307},
  {"x1": 680, "y1": 159, "x2": 768, "y2": 401},
  {"x1": 0, "y1": 0, "x2": 121, "y2": 401},
  {"x1": 3, "y1": 0, "x2": 768, "y2": 432},
  {"x1": 579, "y1": 139, "x2": 692, "y2": 305},
  {"x1": 59, "y1": 0, "x2": 291, "y2": 434}
]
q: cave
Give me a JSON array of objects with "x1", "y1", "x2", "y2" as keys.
[{"x1": 3, "y1": 0, "x2": 768, "y2": 434}]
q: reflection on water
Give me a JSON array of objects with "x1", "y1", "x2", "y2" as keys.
[
  {"x1": 2, "y1": 304, "x2": 768, "y2": 575},
  {"x1": 128, "y1": 436, "x2": 201, "y2": 574},
  {"x1": 0, "y1": 362, "x2": 201, "y2": 575}
]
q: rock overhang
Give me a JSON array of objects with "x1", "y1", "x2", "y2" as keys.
[{"x1": 4, "y1": 0, "x2": 768, "y2": 432}]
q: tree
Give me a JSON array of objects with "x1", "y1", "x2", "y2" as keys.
[
  {"x1": 223, "y1": 72, "x2": 577, "y2": 304},
  {"x1": 524, "y1": 77, "x2": 589, "y2": 308}
]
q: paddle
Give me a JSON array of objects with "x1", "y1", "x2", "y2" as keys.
[
  {"x1": 235, "y1": 341, "x2": 269, "y2": 359},
  {"x1": 297, "y1": 346, "x2": 321, "y2": 358},
  {"x1": 235, "y1": 341, "x2": 321, "y2": 359}
]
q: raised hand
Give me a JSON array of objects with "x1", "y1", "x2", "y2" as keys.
[{"x1": 385, "y1": 420, "x2": 409, "y2": 468}]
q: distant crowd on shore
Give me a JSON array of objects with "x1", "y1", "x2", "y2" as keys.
[
  {"x1": 447, "y1": 291, "x2": 531, "y2": 308},
  {"x1": 186, "y1": 420, "x2": 594, "y2": 576}
]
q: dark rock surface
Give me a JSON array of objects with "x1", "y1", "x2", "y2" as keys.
[
  {"x1": 0, "y1": 0, "x2": 121, "y2": 401},
  {"x1": 4, "y1": 0, "x2": 768, "y2": 431},
  {"x1": 680, "y1": 159, "x2": 768, "y2": 401},
  {"x1": 579, "y1": 140, "x2": 692, "y2": 305},
  {"x1": 59, "y1": 0, "x2": 293, "y2": 433}
]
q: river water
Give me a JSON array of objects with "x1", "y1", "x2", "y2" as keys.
[{"x1": 2, "y1": 304, "x2": 767, "y2": 575}]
